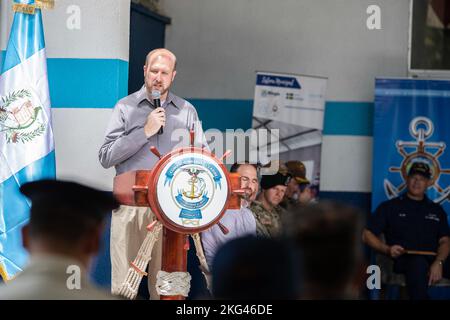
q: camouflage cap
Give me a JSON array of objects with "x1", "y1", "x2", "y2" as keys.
[{"x1": 285, "y1": 161, "x2": 310, "y2": 184}]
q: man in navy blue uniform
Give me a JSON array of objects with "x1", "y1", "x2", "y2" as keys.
[{"x1": 363, "y1": 162, "x2": 450, "y2": 299}]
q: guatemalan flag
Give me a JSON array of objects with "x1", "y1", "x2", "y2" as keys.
[{"x1": 0, "y1": 0, "x2": 55, "y2": 280}]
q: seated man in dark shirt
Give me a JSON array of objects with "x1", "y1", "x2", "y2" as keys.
[{"x1": 363, "y1": 162, "x2": 450, "y2": 299}]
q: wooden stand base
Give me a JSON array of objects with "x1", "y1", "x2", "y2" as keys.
[{"x1": 160, "y1": 227, "x2": 188, "y2": 300}]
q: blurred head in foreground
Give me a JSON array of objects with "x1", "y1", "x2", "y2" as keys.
[
  {"x1": 284, "y1": 201, "x2": 365, "y2": 299},
  {"x1": 20, "y1": 179, "x2": 119, "y2": 268},
  {"x1": 212, "y1": 235, "x2": 301, "y2": 299}
]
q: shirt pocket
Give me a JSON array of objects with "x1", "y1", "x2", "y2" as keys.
[
  {"x1": 423, "y1": 214, "x2": 440, "y2": 236},
  {"x1": 260, "y1": 216, "x2": 272, "y2": 226},
  {"x1": 125, "y1": 110, "x2": 148, "y2": 134},
  {"x1": 168, "y1": 115, "x2": 188, "y2": 131},
  {"x1": 389, "y1": 213, "x2": 411, "y2": 241}
]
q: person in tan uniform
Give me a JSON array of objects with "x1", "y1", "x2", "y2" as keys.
[{"x1": 0, "y1": 180, "x2": 119, "y2": 300}]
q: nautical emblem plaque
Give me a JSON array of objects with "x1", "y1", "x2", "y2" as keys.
[{"x1": 148, "y1": 147, "x2": 230, "y2": 234}]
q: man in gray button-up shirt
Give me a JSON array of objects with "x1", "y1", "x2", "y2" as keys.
[
  {"x1": 99, "y1": 52, "x2": 205, "y2": 174},
  {"x1": 99, "y1": 48, "x2": 206, "y2": 299}
]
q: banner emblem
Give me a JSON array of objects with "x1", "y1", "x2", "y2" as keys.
[
  {"x1": 1, "y1": 89, "x2": 45, "y2": 144},
  {"x1": 384, "y1": 116, "x2": 450, "y2": 204}
]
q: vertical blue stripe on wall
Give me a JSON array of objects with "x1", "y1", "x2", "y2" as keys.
[
  {"x1": 47, "y1": 59, "x2": 129, "y2": 108},
  {"x1": 323, "y1": 101, "x2": 373, "y2": 136},
  {"x1": 189, "y1": 99, "x2": 254, "y2": 131}
]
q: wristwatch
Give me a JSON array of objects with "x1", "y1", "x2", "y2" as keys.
[{"x1": 436, "y1": 259, "x2": 444, "y2": 266}]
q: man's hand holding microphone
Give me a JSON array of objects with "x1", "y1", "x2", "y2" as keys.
[{"x1": 144, "y1": 90, "x2": 165, "y2": 138}]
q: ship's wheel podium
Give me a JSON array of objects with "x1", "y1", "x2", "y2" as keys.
[{"x1": 113, "y1": 129, "x2": 244, "y2": 300}]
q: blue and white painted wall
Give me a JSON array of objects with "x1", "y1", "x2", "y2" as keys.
[
  {"x1": 0, "y1": 0, "x2": 412, "y2": 288},
  {"x1": 1, "y1": 0, "x2": 411, "y2": 210},
  {"x1": 161, "y1": 0, "x2": 411, "y2": 212}
]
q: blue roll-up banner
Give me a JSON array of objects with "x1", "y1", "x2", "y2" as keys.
[{"x1": 372, "y1": 78, "x2": 450, "y2": 223}]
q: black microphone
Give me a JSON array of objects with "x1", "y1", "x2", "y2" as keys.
[{"x1": 151, "y1": 90, "x2": 163, "y2": 135}]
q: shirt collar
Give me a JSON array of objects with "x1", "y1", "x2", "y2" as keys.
[
  {"x1": 137, "y1": 86, "x2": 180, "y2": 109},
  {"x1": 402, "y1": 192, "x2": 429, "y2": 203},
  {"x1": 26, "y1": 253, "x2": 88, "y2": 277},
  {"x1": 166, "y1": 91, "x2": 182, "y2": 109}
]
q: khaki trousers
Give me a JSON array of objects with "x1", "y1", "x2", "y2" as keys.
[{"x1": 110, "y1": 205, "x2": 162, "y2": 300}]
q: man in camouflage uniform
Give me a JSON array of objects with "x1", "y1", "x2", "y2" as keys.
[{"x1": 251, "y1": 170, "x2": 291, "y2": 238}]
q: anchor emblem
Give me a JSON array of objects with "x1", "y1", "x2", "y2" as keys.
[
  {"x1": 163, "y1": 156, "x2": 223, "y2": 227},
  {"x1": 384, "y1": 117, "x2": 450, "y2": 204},
  {"x1": 181, "y1": 168, "x2": 206, "y2": 200}
]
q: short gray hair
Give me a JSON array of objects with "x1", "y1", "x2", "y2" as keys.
[{"x1": 145, "y1": 48, "x2": 177, "y2": 70}]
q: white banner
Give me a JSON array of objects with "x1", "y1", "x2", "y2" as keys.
[
  {"x1": 253, "y1": 71, "x2": 327, "y2": 130},
  {"x1": 252, "y1": 71, "x2": 327, "y2": 196}
]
